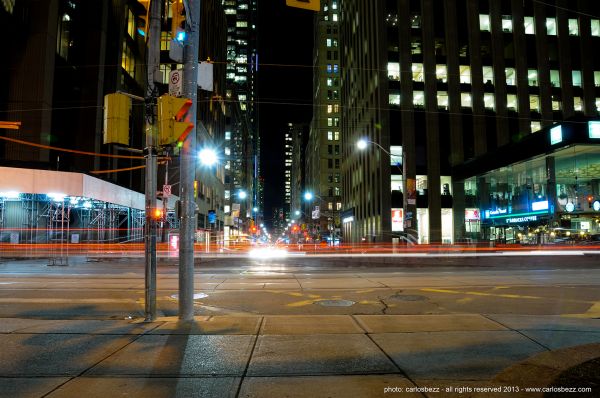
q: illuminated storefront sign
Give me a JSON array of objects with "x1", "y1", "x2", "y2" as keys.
[
  {"x1": 391, "y1": 208, "x2": 404, "y2": 231},
  {"x1": 589, "y1": 121, "x2": 600, "y2": 139},
  {"x1": 531, "y1": 200, "x2": 549, "y2": 211},
  {"x1": 485, "y1": 208, "x2": 507, "y2": 218},
  {"x1": 465, "y1": 209, "x2": 480, "y2": 221},
  {"x1": 506, "y1": 215, "x2": 538, "y2": 223},
  {"x1": 550, "y1": 125, "x2": 563, "y2": 145}
]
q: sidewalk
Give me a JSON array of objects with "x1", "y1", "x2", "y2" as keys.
[{"x1": 0, "y1": 314, "x2": 599, "y2": 397}]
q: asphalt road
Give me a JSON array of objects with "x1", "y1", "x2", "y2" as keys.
[{"x1": 1, "y1": 254, "x2": 600, "y2": 320}]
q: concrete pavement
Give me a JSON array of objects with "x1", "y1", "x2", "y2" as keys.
[{"x1": 1, "y1": 314, "x2": 599, "y2": 397}]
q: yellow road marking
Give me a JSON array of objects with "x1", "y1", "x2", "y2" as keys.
[
  {"x1": 563, "y1": 302, "x2": 600, "y2": 318},
  {"x1": 420, "y1": 288, "x2": 543, "y2": 300}
]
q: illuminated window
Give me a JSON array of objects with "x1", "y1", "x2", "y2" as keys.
[
  {"x1": 528, "y1": 69, "x2": 538, "y2": 86},
  {"x1": 505, "y1": 67, "x2": 516, "y2": 86},
  {"x1": 574, "y1": 97, "x2": 583, "y2": 112},
  {"x1": 484, "y1": 93, "x2": 495, "y2": 110},
  {"x1": 550, "y1": 70, "x2": 560, "y2": 87},
  {"x1": 327, "y1": 104, "x2": 333, "y2": 114},
  {"x1": 436, "y1": 65, "x2": 448, "y2": 82},
  {"x1": 592, "y1": 20, "x2": 600, "y2": 36},
  {"x1": 327, "y1": 131, "x2": 333, "y2": 140},
  {"x1": 121, "y1": 42, "x2": 135, "y2": 77},
  {"x1": 236, "y1": 21, "x2": 247, "y2": 27},
  {"x1": 479, "y1": 14, "x2": 490, "y2": 31},
  {"x1": 334, "y1": 131, "x2": 340, "y2": 140},
  {"x1": 459, "y1": 66, "x2": 471, "y2": 84},
  {"x1": 501, "y1": 15, "x2": 513, "y2": 32},
  {"x1": 57, "y1": 13, "x2": 71, "y2": 59},
  {"x1": 461, "y1": 93, "x2": 472, "y2": 108},
  {"x1": 524, "y1": 17, "x2": 535, "y2": 34},
  {"x1": 160, "y1": 31, "x2": 171, "y2": 51},
  {"x1": 568, "y1": 18, "x2": 579, "y2": 36},
  {"x1": 546, "y1": 18, "x2": 557, "y2": 35},
  {"x1": 507, "y1": 94, "x2": 517, "y2": 111},
  {"x1": 412, "y1": 63, "x2": 424, "y2": 82},
  {"x1": 531, "y1": 121, "x2": 542, "y2": 133},
  {"x1": 326, "y1": 38, "x2": 332, "y2": 47},
  {"x1": 596, "y1": 98, "x2": 600, "y2": 112},
  {"x1": 127, "y1": 9, "x2": 135, "y2": 38},
  {"x1": 437, "y1": 91, "x2": 448, "y2": 109},
  {"x1": 389, "y1": 92, "x2": 400, "y2": 105},
  {"x1": 595, "y1": 71, "x2": 600, "y2": 87},
  {"x1": 482, "y1": 66, "x2": 493, "y2": 84},
  {"x1": 413, "y1": 91, "x2": 425, "y2": 107},
  {"x1": 388, "y1": 62, "x2": 400, "y2": 81},
  {"x1": 530, "y1": 95, "x2": 540, "y2": 112},
  {"x1": 337, "y1": 202, "x2": 342, "y2": 210},
  {"x1": 572, "y1": 71, "x2": 582, "y2": 87},
  {"x1": 552, "y1": 100, "x2": 561, "y2": 111}
]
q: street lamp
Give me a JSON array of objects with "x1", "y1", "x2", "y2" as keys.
[
  {"x1": 198, "y1": 147, "x2": 218, "y2": 166},
  {"x1": 238, "y1": 190, "x2": 247, "y2": 200}
]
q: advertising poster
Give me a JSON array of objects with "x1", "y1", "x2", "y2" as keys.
[{"x1": 406, "y1": 178, "x2": 416, "y2": 205}]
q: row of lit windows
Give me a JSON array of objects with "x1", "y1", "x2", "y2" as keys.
[
  {"x1": 326, "y1": 38, "x2": 338, "y2": 47},
  {"x1": 326, "y1": 104, "x2": 340, "y2": 114},
  {"x1": 327, "y1": 117, "x2": 340, "y2": 127},
  {"x1": 327, "y1": 131, "x2": 340, "y2": 140},
  {"x1": 389, "y1": 91, "x2": 600, "y2": 113},
  {"x1": 326, "y1": 64, "x2": 339, "y2": 73},
  {"x1": 388, "y1": 62, "x2": 600, "y2": 88},
  {"x1": 479, "y1": 14, "x2": 600, "y2": 37}
]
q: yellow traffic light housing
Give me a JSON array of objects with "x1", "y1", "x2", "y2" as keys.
[
  {"x1": 286, "y1": 0, "x2": 320, "y2": 11},
  {"x1": 171, "y1": 0, "x2": 186, "y2": 42},
  {"x1": 103, "y1": 93, "x2": 130, "y2": 145},
  {"x1": 157, "y1": 94, "x2": 193, "y2": 146}
]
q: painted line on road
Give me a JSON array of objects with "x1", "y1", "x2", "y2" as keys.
[
  {"x1": 0, "y1": 298, "x2": 139, "y2": 304},
  {"x1": 421, "y1": 288, "x2": 544, "y2": 300}
]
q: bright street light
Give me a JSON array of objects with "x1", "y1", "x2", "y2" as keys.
[
  {"x1": 356, "y1": 138, "x2": 368, "y2": 150},
  {"x1": 304, "y1": 191, "x2": 314, "y2": 201},
  {"x1": 238, "y1": 190, "x2": 247, "y2": 199},
  {"x1": 198, "y1": 148, "x2": 218, "y2": 166}
]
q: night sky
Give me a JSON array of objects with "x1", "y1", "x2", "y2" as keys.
[{"x1": 258, "y1": 3, "x2": 314, "y2": 224}]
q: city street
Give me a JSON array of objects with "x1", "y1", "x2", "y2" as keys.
[{"x1": 1, "y1": 253, "x2": 600, "y2": 397}]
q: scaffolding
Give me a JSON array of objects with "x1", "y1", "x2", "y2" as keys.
[{"x1": 46, "y1": 199, "x2": 70, "y2": 265}]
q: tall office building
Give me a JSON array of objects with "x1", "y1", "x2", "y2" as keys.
[
  {"x1": 223, "y1": 0, "x2": 261, "y2": 229},
  {"x1": 339, "y1": 0, "x2": 600, "y2": 243},
  {"x1": 306, "y1": 0, "x2": 342, "y2": 240}
]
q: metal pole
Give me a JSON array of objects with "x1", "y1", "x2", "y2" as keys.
[
  {"x1": 179, "y1": 0, "x2": 200, "y2": 321},
  {"x1": 144, "y1": 0, "x2": 162, "y2": 322}
]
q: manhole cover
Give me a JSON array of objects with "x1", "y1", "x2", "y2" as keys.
[
  {"x1": 315, "y1": 299, "x2": 355, "y2": 307},
  {"x1": 170, "y1": 293, "x2": 209, "y2": 300},
  {"x1": 388, "y1": 294, "x2": 428, "y2": 302}
]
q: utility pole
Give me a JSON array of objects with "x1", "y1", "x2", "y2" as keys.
[
  {"x1": 144, "y1": 0, "x2": 162, "y2": 322},
  {"x1": 179, "y1": 0, "x2": 200, "y2": 321}
]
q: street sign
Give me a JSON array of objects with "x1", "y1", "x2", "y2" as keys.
[
  {"x1": 163, "y1": 184, "x2": 172, "y2": 198},
  {"x1": 169, "y1": 70, "x2": 182, "y2": 97}
]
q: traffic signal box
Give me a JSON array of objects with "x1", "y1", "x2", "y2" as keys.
[
  {"x1": 157, "y1": 94, "x2": 193, "y2": 146},
  {"x1": 103, "y1": 93, "x2": 130, "y2": 145},
  {"x1": 171, "y1": 0, "x2": 186, "y2": 41}
]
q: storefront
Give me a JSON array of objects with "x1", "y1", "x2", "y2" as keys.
[{"x1": 455, "y1": 118, "x2": 600, "y2": 244}]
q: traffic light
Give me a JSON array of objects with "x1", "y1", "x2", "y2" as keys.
[
  {"x1": 157, "y1": 94, "x2": 193, "y2": 146},
  {"x1": 250, "y1": 226, "x2": 257, "y2": 234},
  {"x1": 151, "y1": 208, "x2": 164, "y2": 220},
  {"x1": 589, "y1": 196, "x2": 595, "y2": 209},
  {"x1": 171, "y1": 0, "x2": 186, "y2": 42},
  {"x1": 103, "y1": 93, "x2": 130, "y2": 145},
  {"x1": 137, "y1": 0, "x2": 150, "y2": 39}
]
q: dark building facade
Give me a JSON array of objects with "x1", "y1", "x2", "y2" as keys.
[{"x1": 339, "y1": 0, "x2": 600, "y2": 243}]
